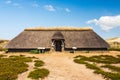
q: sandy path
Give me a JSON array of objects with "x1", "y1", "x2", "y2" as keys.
[
  {"x1": 41, "y1": 54, "x2": 105, "y2": 80},
  {"x1": 17, "y1": 62, "x2": 35, "y2": 80},
  {"x1": 2, "y1": 51, "x2": 120, "y2": 80}
]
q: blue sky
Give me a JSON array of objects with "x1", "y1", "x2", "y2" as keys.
[{"x1": 0, "y1": 0, "x2": 120, "y2": 40}]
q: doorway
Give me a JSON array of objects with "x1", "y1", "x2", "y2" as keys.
[{"x1": 54, "y1": 40, "x2": 62, "y2": 51}]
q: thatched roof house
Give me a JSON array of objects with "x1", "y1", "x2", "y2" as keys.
[{"x1": 6, "y1": 27, "x2": 109, "y2": 52}]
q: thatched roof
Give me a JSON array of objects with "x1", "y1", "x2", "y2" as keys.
[
  {"x1": 52, "y1": 31, "x2": 64, "y2": 40},
  {"x1": 6, "y1": 27, "x2": 109, "y2": 49},
  {"x1": 25, "y1": 27, "x2": 93, "y2": 31}
]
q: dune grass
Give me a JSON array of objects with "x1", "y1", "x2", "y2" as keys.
[
  {"x1": 101, "y1": 64, "x2": 120, "y2": 73},
  {"x1": 28, "y1": 68, "x2": 49, "y2": 79},
  {"x1": 0, "y1": 55, "x2": 33, "y2": 80},
  {"x1": 74, "y1": 55, "x2": 120, "y2": 80},
  {"x1": 34, "y1": 60, "x2": 45, "y2": 67}
]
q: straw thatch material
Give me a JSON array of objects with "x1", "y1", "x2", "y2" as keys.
[
  {"x1": 6, "y1": 27, "x2": 109, "y2": 52},
  {"x1": 52, "y1": 31, "x2": 64, "y2": 40},
  {"x1": 25, "y1": 27, "x2": 93, "y2": 31}
]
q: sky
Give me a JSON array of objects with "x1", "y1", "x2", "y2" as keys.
[{"x1": 0, "y1": 0, "x2": 120, "y2": 40}]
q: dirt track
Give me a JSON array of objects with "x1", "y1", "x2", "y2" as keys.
[{"x1": 1, "y1": 51, "x2": 120, "y2": 80}]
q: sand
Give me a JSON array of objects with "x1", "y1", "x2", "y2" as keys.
[{"x1": 1, "y1": 51, "x2": 120, "y2": 80}]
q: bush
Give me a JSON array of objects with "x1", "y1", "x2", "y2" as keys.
[
  {"x1": 34, "y1": 60, "x2": 44, "y2": 67},
  {"x1": 28, "y1": 68, "x2": 49, "y2": 79},
  {"x1": 30, "y1": 49, "x2": 39, "y2": 54}
]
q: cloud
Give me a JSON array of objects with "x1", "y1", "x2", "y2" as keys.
[
  {"x1": 32, "y1": 3, "x2": 39, "y2": 7},
  {"x1": 5, "y1": 0, "x2": 22, "y2": 8},
  {"x1": 5, "y1": 0, "x2": 12, "y2": 4},
  {"x1": 86, "y1": 15, "x2": 120, "y2": 31},
  {"x1": 13, "y1": 3, "x2": 22, "y2": 8},
  {"x1": 65, "y1": 8, "x2": 71, "y2": 12},
  {"x1": 44, "y1": 5, "x2": 55, "y2": 11}
]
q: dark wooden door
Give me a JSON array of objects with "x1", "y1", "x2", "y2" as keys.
[{"x1": 55, "y1": 40, "x2": 62, "y2": 51}]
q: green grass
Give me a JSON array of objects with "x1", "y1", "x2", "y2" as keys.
[
  {"x1": 74, "y1": 59, "x2": 88, "y2": 64},
  {"x1": 74, "y1": 55, "x2": 120, "y2": 80},
  {"x1": 108, "y1": 48, "x2": 120, "y2": 51},
  {"x1": 85, "y1": 63, "x2": 101, "y2": 71},
  {"x1": 94, "y1": 70, "x2": 120, "y2": 80},
  {"x1": 28, "y1": 68, "x2": 49, "y2": 79},
  {"x1": 30, "y1": 49, "x2": 39, "y2": 54},
  {"x1": 101, "y1": 64, "x2": 120, "y2": 73},
  {"x1": 74, "y1": 55, "x2": 120, "y2": 64},
  {"x1": 34, "y1": 60, "x2": 45, "y2": 67},
  {"x1": 0, "y1": 55, "x2": 33, "y2": 80}
]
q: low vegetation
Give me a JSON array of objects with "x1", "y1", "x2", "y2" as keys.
[
  {"x1": 28, "y1": 68, "x2": 49, "y2": 79},
  {"x1": 0, "y1": 55, "x2": 33, "y2": 80},
  {"x1": 0, "y1": 54, "x2": 49, "y2": 80},
  {"x1": 28, "y1": 59, "x2": 49, "y2": 79},
  {"x1": 101, "y1": 64, "x2": 120, "y2": 73},
  {"x1": 0, "y1": 40, "x2": 9, "y2": 51},
  {"x1": 108, "y1": 48, "x2": 120, "y2": 51},
  {"x1": 34, "y1": 60, "x2": 45, "y2": 67},
  {"x1": 30, "y1": 49, "x2": 39, "y2": 54},
  {"x1": 74, "y1": 55, "x2": 120, "y2": 80}
]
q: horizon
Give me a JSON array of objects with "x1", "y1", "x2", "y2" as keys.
[{"x1": 0, "y1": 0, "x2": 120, "y2": 40}]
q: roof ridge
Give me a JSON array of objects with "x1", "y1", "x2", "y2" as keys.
[{"x1": 25, "y1": 27, "x2": 93, "y2": 31}]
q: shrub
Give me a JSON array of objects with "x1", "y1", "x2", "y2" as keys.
[
  {"x1": 30, "y1": 49, "x2": 39, "y2": 54},
  {"x1": 34, "y1": 60, "x2": 44, "y2": 67},
  {"x1": 28, "y1": 68, "x2": 49, "y2": 79}
]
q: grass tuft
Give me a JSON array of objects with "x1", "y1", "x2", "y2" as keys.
[
  {"x1": 101, "y1": 64, "x2": 120, "y2": 73},
  {"x1": 74, "y1": 55, "x2": 120, "y2": 80},
  {"x1": 34, "y1": 60, "x2": 44, "y2": 67},
  {"x1": 0, "y1": 55, "x2": 33, "y2": 80},
  {"x1": 28, "y1": 68, "x2": 49, "y2": 79}
]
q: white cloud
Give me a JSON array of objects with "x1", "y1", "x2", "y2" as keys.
[
  {"x1": 13, "y1": 3, "x2": 22, "y2": 8},
  {"x1": 65, "y1": 8, "x2": 71, "y2": 12},
  {"x1": 44, "y1": 5, "x2": 55, "y2": 11},
  {"x1": 86, "y1": 15, "x2": 120, "y2": 31},
  {"x1": 5, "y1": 0, "x2": 12, "y2": 4},
  {"x1": 32, "y1": 3, "x2": 39, "y2": 7}
]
